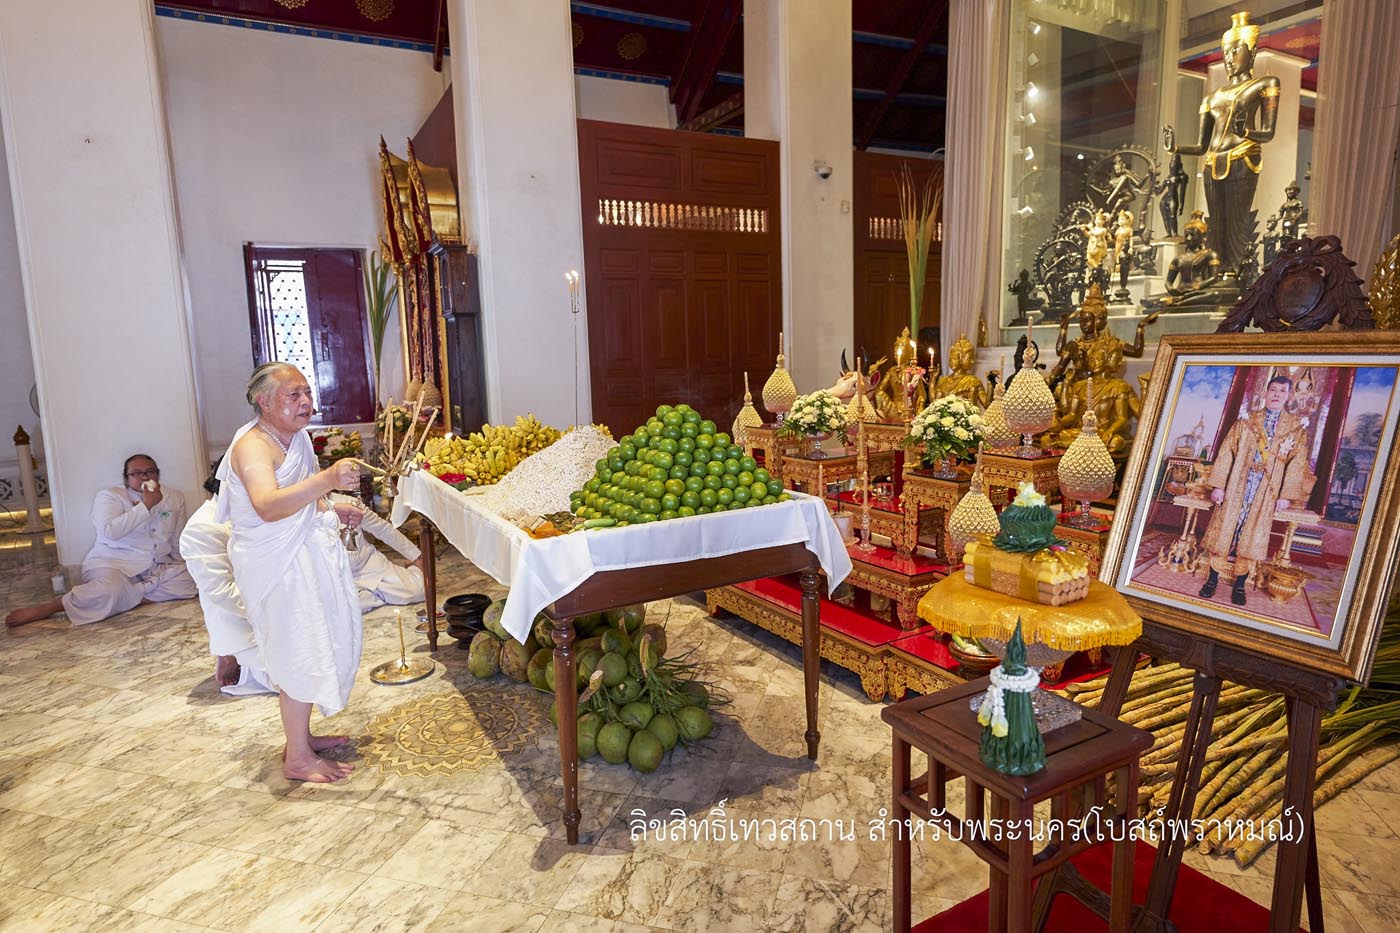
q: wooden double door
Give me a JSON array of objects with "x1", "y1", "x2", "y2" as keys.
[{"x1": 578, "y1": 120, "x2": 782, "y2": 436}]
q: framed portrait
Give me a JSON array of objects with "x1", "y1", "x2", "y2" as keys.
[{"x1": 1101, "y1": 332, "x2": 1400, "y2": 683}]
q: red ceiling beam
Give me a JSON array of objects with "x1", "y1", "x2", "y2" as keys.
[
  {"x1": 678, "y1": 91, "x2": 744, "y2": 132},
  {"x1": 856, "y1": 0, "x2": 948, "y2": 150},
  {"x1": 671, "y1": 0, "x2": 741, "y2": 124}
]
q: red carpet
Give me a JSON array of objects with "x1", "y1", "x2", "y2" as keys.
[{"x1": 913, "y1": 841, "x2": 1294, "y2": 932}]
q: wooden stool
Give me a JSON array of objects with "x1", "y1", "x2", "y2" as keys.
[{"x1": 882, "y1": 678, "x2": 1152, "y2": 932}]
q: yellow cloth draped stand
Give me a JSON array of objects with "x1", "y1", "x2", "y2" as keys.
[{"x1": 918, "y1": 574, "x2": 1142, "y2": 652}]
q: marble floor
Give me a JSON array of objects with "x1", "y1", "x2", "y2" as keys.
[{"x1": 1, "y1": 517, "x2": 1399, "y2": 931}]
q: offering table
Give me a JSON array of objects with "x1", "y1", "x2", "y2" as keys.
[{"x1": 393, "y1": 471, "x2": 851, "y2": 844}]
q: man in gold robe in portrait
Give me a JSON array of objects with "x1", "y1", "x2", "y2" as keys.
[{"x1": 1198, "y1": 375, "x2": 1314, "y2": 607}]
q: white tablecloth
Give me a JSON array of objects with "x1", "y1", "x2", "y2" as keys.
[{"x1": 391, "y1": 471, "x2": 852, "y2": 644}]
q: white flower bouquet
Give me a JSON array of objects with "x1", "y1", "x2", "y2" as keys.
[
  {"x1": 777, "y1": 389, "x2": 850, "y2": 443},
  {"x1": 906, "y1": 395, "x2": 985, "y2": 466}
]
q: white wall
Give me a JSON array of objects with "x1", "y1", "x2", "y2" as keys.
[
  {"x1": 574, "y1": 75, "x2": 674, "y2": 128},
  {"x1": 0, "y1": 115, "x2": 41, "y2": 482},
  {"x1": 155, "y1": 17, "x2": 446, "y2": 452},
  {"x1": 0, "y1": 0, "x2": 205, "y2": 566}
]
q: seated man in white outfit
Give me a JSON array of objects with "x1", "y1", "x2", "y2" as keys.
[
  {"x1": 6, "y1": 455, "x2": 197, "y2": 628},
  {"x1": 333, "y1": 493, "x2": 425, "y2": 612}
]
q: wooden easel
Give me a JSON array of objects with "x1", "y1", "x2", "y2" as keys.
[{"x1": 1096, "y1": 621, "x2": 1340, "y2": 933}]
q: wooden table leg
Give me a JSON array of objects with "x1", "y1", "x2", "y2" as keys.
[
  {"x1": 1007, "y1": 800, "x2": 1034, "y2": 932},
  {"x1": 1109, "y1": 763, "x2": 1136, "y2": 933},
  {"x1": 419, "y1": 519, "x2": 438, "y2": 652},
  {"x1": 892, "y1": 734, "x2": 912, "y2": 933},
  {"x1": 988, "y1": 794, "x2": 1010, "y2": 933},
  {"x1": 1271, "y1": 696, "x2": 1323, "y2": 933},
  {"x1": 799, "y1": 567, "x2": 822, "y2": 760},
  {"x1": 551, "y1": 617, "x2": 580, "y2": 845}
]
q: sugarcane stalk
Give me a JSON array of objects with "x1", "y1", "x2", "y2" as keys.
[
  {"x1": 1118, "y1": 681, "x2": 1197, "y2": 720},
  {"x1": 1232, "y1": 740, "x2": 1400, "y2": 867},
  {"x1": 1128, "y1": 686, "x2": 1263, "y2": 732},
  {"x1": 1192, "y1": 703, "x2": 1284, "y2": 819}
]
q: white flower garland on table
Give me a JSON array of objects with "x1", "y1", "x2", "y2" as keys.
[{"x1": 976, "y1": 663, "x2": 1042, "y2": 738}]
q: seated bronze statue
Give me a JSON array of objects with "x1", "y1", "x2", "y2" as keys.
[
  {"x1": 1042, "y1": 335, "x2": 1137, "y2": 456},
  {"x1": 1142, "y1": 211, "x2": 1239, "y2": 311},
  {"x1": 934, "y1": 334, "x2": 989, "y2": 408}
]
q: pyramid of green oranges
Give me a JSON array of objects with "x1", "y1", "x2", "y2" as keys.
[{"x1": 570, "y1": 404, "x2": 790, "y2": 527}]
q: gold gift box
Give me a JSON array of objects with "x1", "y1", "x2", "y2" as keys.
[{"x1": 962, "y1": 539, "x2": 1090, "y2": 607}]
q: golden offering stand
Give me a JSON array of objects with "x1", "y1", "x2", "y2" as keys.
[
  {"x1": 978, "y1": 449, "x2": 1062, "y2": 508},
  {"x1": 371, "y1": 609, "x2": 436, "y2": 685},
  {"x1": 900, "y1": 465, "x2": 971, "y2": 565},
  {"x1": 1159, "y1": 494, "x2": 1213, "y2": 574},
  {"x1": 744, "y1": 424, "x2": 786, "y2": 482},
  {"x1": 1055, "y1": 510, "x2": 1113, "y2": 576},
  {"x1": 782, "y1": 446, "x2": 897, "y2": 497}
]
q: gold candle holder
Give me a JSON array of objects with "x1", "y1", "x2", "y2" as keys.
[
  {"x1": 855, "y1": 359, "x2": 876, "y2": 553},
  {"x1": 370, "y1": 608, "x2": 436, "y2": 685}
]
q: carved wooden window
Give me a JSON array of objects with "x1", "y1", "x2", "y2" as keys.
[
  {"x1": 868, "y1": 217, "x2": 944, "y2": 242},
  {"x1": 243, "y1": 245, "x2": 375, "y2": 425},
  {"x1": 596, "y1": 199, "x2": 768, "y2": 234}
]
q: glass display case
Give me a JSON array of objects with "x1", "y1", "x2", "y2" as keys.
[{"x1": 998, "y1": 0, "x2": 1322, "y2": 351}]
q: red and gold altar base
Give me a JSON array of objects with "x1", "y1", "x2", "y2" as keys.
[
  {"x1": 962, "y1": 539, "x2": 1091, "y2": 606},
  {"x1": 919, "y1": 575, "x2": 1140, "y2": 653}
]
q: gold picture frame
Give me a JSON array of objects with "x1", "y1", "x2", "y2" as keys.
[{"x1": 1100, "y1": 332, "x2": 1400, "y2": 683}]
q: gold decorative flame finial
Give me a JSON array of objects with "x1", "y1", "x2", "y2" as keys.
[{"x1": 1222, "y1": 11, "x2": 1260, "y2": 51}]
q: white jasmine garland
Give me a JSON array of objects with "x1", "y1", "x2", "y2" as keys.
[{"x1": 976, "y1": 662, "x2": 1041, "y2": 738}]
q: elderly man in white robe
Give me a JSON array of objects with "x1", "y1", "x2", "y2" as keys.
[
  {"x1": 220, "y1": 362, "x2": 365, "y2": 784},
  {"x1": 6, "y1": 455, "x2": 197, "y2": 627}
]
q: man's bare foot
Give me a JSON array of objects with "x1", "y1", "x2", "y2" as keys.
[
  {"x1": 5, "y1": 599, "x2": 62, "y2": 628},
  {"x1": 281, "y1": 736, "x2": 352, "y2": 762},
  {"x1": 283, "y1": 753, "x2": 354, "y2": 784},
  {"x1": 216, "y1": 656, "x2": 241, "y2": 686}
]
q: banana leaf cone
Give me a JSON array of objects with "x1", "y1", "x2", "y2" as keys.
[{"x1": 980, "y1": 620, "x2": 1047, "y2": 775}]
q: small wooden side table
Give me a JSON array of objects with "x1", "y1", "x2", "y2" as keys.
[
  {"x1": 980, "y1": 450, "x2": 1063, "y2": 508},
  {"x1": 882, "y1": 679, "x2": 1152, "y2": 932}
]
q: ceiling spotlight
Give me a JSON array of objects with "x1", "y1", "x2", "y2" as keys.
[
  {"x1": 1076, "y1": 153, "x2": 1085, "y2": 160},
  {"x1": 1027, "y1": 52, "x2": 1039, "y2": 67},
  {"x1": 1030, "y1": 21, "x2": 1042, "y2": 34},
  {"x1": 1023, "y1": 112, "x2": 1037, "y2": 126},
  {"x1": 1025, "y1": 82, "x2": 1039, "y2": 100},
  {"x1": 1015, "y1": 205, "x2": 1034, "y2": 218},
  {"x1": 1022, "y1": 146, "x2": 1035, "y2": 162}
]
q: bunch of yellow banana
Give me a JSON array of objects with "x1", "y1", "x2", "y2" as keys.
[{"x1": 424, "y1": 414, "x2": 563, "y2": 486}]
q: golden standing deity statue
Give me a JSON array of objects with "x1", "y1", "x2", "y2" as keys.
[
  {"x1": 1164, "y1": 11, "x2": 1280, "y2": 279},
  {"x1": 934, "y1": 334, "x2": 989, "y2": 409}
]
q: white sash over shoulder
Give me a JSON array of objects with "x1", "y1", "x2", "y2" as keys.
[{"x1": 216, "y1": 420, "x2": 321, "y2": 612}]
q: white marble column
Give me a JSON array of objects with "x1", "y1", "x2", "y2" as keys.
[
  {"x1": 0, "y1": 0, "x2": 205, "y2": 566},
  {"x1": 744, "y1": 0, "x2": 854, "y2": 394},
  {"x1": 446, "y1": 0, "x2": 590, "y2": 428}
]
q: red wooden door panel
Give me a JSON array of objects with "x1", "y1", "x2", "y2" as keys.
[{"x1": 578, "y1": 120, "x2": 781, "y2": 436}]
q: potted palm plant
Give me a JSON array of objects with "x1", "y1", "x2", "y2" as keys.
[{"x1": 363, "y1": 249, "x2": 398, "y2": 402}]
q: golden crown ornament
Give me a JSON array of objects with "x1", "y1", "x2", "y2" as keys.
[
  {"x1": 1002, "y1": 342, "x2": 1057, "y2": 456},
  {"x1": 1057, "y1": 377, "x2": 1118, "y2": 528},
  {"x1": 732, "y1": 372, "x2": 765, "y2": 449},
  {"x1": 948, "y1": 448, "x2": 1003, "y2": 557},
  {"x1": 762, "y1": 331, "x2": 798, "y2": 420}
]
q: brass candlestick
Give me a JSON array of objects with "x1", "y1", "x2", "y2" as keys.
[
  {"x1": 370, "y1": 608, "x2": 436, "y2": 685},
  {"x1": 855, "y1": 359, "x2": 876, "y2": 553}
]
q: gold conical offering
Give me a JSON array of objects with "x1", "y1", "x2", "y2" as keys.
[
  {"x1": 1058, "y1": 377, "x2": 1117, "y2": 527},
  {"x1": 949, "y1": 451, "x2": 1002, "y2": 557},
  {"x1": 762, "y1": 331, "x2": 798, "y2": 419},
  {"x1": 981, "y1": 355, "x2": 1019, "y2": 449},
  {"x1": 1002, "y1": 342, "x2": 1057, "y2": 456},
  {"x1": 732, "y1": 372, "x2": 764, "y2": 448},
  {"x1": 847, "y1": 378, "x2": 878, "y2": 423}
]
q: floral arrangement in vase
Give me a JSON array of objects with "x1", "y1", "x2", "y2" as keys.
[
  {"x1": 375, "y1": 403, "x2": 415, "y2": 441},
  {"x1": 906, "y1": 395, "x2": 984, "y2": 476},
  {"x1": 311, "y1": 427, "x2": 362, "y2": 464},
  {"x1": 777, "y1": 390, "x2": 850, "y2": 451}
]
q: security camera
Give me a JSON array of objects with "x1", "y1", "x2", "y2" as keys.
[{"x1": 813, "y1": 160, "x2": 833, "y2": 180}]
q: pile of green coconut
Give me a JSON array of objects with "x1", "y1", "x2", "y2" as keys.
[{"x1": 466, "y1": 598, "x2": 720, "y2": 772}]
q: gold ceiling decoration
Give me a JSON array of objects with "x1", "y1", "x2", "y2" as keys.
[
  {"x1": 573, "y1": 21, "x2": 584, "y2": 49},
  {"x1": 617, "y1": 31, "x2": 647, "y2": 60},
  {"x1": 355, "y1": 0, "x2": 394, "y2": 23},
  {"x1": 360, "y1": 686, "x2": 547, "y2": 777},
  {"x1": 273, "y1": 0, "x2": 309, "y2": 7}
]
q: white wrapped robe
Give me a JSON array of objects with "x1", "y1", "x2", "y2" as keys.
[
  {"x1": 178, "y1": 499, "x2": 273, "y2": 696},
  {"x1": 217, "y1": 422, "x2": 361, "y2": 715},
  {"x1": 333, "y1": 494, "x2": 424, "y2": 611}
]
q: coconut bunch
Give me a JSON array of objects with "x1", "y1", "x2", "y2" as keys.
[{"x1": 465, "y1": 599, "x2": 724, "y2": 773}]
